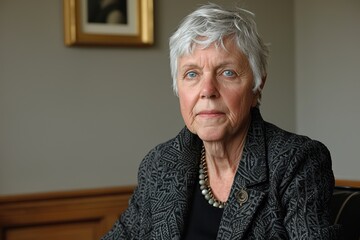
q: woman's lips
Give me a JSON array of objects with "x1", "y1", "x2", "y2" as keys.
[{"x1": 197, "y1": 110, "x2": 224, "y2": 117}]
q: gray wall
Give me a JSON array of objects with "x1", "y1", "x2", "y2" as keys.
[
  {"x1": 295, "y1": 0, "x2": 360, "y2": 181},
  {"x1": 0, "y1": 0, "x2": 307, "y2": 195}
]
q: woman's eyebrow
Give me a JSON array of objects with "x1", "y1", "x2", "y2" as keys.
[{"x1": 179, "y1": 64, "x2": 199, "y2": 71}]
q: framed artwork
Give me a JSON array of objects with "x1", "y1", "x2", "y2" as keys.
[{"x1": 63, "y1": 0, "x2": 154, "y2": 46}]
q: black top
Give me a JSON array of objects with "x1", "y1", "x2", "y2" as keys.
[{"x1": 182, "y1": 181, "x2": 224, "y2": 239}]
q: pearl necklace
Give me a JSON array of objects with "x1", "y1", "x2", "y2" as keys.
[{"x1": 199, "y1": 146, "x2": 227, "y2": 208}]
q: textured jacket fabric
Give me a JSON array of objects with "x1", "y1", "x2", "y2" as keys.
[{"x1": 102, "y1": 108, "x2": 339, "y2": 239}]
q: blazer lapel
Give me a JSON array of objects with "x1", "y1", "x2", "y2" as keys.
[
  {"x1": 151, "y1": 128, "x2": 202, "y2": 239},
  {"x1": 217, "y1": 108, "x2": 269, "y2": 239},
  {"x1": 218, "y1": 188, "x2": 267, "y2": 239}
]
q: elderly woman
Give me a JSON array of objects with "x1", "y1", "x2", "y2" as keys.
[{"x1": 102, "y1": 3, "x2": 339, "y2": 239}]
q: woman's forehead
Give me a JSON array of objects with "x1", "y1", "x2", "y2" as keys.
[{"x1": 178, "y1": 41, "x2": 248, "y2": 67}]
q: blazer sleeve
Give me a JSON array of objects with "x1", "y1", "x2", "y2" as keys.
[
  {"x1": 101, "y1": 149, "x2": 157, "y2": 240},
  {"x1": 100, "y1": 186, "x2": 142, "y2": 239},
  {"x1": 281, "y1": 139, "x2": 340, "y2": 239}
]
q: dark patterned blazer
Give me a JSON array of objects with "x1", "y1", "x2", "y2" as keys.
[{"x1": 102, "y1": 108, "x2": 340, "y2": 239}]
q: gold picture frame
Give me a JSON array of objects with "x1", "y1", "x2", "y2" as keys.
[{"x1": 63, "y1": 0, "x2": 154, "y2": 46}]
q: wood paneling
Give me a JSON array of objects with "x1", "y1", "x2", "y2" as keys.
[
  {"x1": 336, "y1": 179, "x2": 360, "y2": 188},
  {"x1": 0, "y1": 186, "x2": 134, "y2": 240}
]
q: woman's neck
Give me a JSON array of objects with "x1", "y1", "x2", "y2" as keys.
[{"x1": 202, "y1": 123, "x2": 250, "y2": 202}]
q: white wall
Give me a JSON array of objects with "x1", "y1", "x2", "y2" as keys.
[
  {"x1": 295, "y1": 0, "x2": 360, "y2": 180},
  {"x1": 0, "y1": 0, "x2": 295, "y2": 195}
]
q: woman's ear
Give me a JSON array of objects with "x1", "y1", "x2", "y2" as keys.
[
  {"x1": 259, "y1": 75, "x2": 267, "y2": 92},
  {"x1": 252, "y1": 75, "x2": 267, "y2": 107},
  {"x1": 260, "y1": 75, "x2": 267, "y2": 90}
]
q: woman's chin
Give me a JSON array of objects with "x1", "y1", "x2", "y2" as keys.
[{"x1": 196, "y1": 130, "x2": 225, "y2": 143}]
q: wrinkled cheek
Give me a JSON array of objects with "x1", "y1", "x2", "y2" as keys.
[
  {"x1": 181, "y1": 106, "x2": 193, "y2": 127},
  {"x1": 178, "y1": 90, "x2": 198, "y2": 130},
  {"x1": 179, "y1": 102, "x2": 196, "y2": 132},
  {"x1": 179, "y1": 99, "x2": 189, "y2": 120}
]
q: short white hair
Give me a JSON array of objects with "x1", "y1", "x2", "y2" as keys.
[{"x1": 169, "y1": 3, "x2": 269, "y2": 95}]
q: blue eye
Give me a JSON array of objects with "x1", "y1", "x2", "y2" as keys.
[
  {"x1": 223, "y1": 70, "x2": 235, "y2": 77},
  {"x1": 186, "y1": 71, "x2": 197, "y2": 78}
]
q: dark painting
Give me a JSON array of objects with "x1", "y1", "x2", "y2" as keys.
[{"x1": 87, "y1": 0, "x2": 128, "y2": 24}]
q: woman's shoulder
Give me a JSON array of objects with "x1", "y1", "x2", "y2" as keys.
[
  {"x1": 263, "y1": 120, "x2": 331, "y2": 171},
  {"x1": 140, "y1": 127, "x2": 202, "y2": 169},
  {"x1": 252, "y1": 108, "x2": 327, "y2": 151},
  {"x1": 146, "y1": 127, "x2": 200, "y2": 155},
  {"x1": 264, "y1": 120, "x2": 327, "y2": 150},
  {"x1": 263, "y1": 121, "x2": 331, "y2": 174}
]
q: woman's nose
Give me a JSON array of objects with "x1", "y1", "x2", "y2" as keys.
[{"x1": 200, "y1": 75, "x2": 219, "y2": 99}]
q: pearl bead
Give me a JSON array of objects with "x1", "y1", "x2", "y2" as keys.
[
  {"x1": 201, "y1": 189, "x2": 208, "y2": 195},
  {"x1": 199, "y1": 145, "x2": 227, "y2": 208}
]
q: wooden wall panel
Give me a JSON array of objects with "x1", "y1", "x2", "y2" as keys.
[
  {"x1": 336, "y1": 179, "x2": 360, "y2": 188},
  {"x1": 0, "y1": 186, "x2": 134, "y2": 240},
  {"x1": 6, "y1": 222, "x2": 97, "y2": 240}
]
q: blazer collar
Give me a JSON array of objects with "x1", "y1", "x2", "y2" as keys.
[
  {"x1": 237, "y1": 107, "x2": 268, "y2": 187},
  {"x1": 218, "y1": 107, "x2": 269, "y2": 239}
]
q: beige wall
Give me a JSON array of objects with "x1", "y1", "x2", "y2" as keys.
[
  {"x1": 0, "y1": 0, "x2": 295, "y2": 195},
  {"x1": 295, "y1": 0, "x2": 360, "y2": 181}
]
